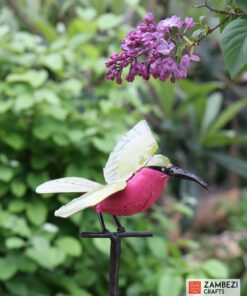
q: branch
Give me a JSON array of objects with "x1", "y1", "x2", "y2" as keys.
[
  {"x1": 194, "y1": 15, "x2": 230, "y2": 44},
  {"x1": 193, "y1": 0, "x2": 247, "y2": 17}
]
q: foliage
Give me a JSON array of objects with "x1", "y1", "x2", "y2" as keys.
[
  {"x1": 0, "y1": 0, "x2": 246, "y2": 295},
  {"x1": 220, "y1": 19, "x2": 247, "y2": 78},
  {"x1": 205, "y1": 0, "x2": 247, "y2": 78},
  {"x1": 148, "y1": 79, "x2": 247, "y2": 188}
]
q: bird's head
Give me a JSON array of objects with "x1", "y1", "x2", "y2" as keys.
[{"x1": 146, "y1": 154, "x2": 208, "y2": 189}]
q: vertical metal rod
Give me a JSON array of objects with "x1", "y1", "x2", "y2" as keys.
[
  {"x1": 80, "y1": 230, "x2": 153, "y2": 296},
  {"x1": 109, "y1": 234, "x2": 121, "y2": 296}
]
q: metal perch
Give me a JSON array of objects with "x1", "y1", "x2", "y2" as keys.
[{"x1": 80, "y1": 231, "x2": 153, "y2": 296}]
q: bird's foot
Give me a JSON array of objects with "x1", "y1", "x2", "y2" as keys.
[
  {"x1": 117, "y1": 226, "x2": 126, "y2": 233},
  {"x1": 102, "y1": 229, "x2": 110, "y2": 234}
]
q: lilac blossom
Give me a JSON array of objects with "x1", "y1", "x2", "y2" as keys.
[
  {"x1": 157, "y1": 15, "x2": 184, "y2": 32},
  {"x1": 105, "y1": 12, "x2": 198, "y2": 84},
  {"x1": 157, "y1": 39, "x2": 175, "y2": 55},
  {"x1": 184, "y1": 17, "x2": 195, "y2": 32}
]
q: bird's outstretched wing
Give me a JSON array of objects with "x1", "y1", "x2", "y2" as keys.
[
  {"x1": 55, "y1": 181, "x2": 127, "y2": 218},
  {"x1": 103, "y1": 120, "x2": 158, "y2": 183},
  {"x1": 36, "y1": 177, "x2": 101, "y2": 194}
]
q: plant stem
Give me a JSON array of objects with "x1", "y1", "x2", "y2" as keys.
[
  {"x1": 193, "y1": 0, "x2": 247, "y2": 17},
  {"x1": 194, "y1": 16, "x2": 230, "y2": 44}
]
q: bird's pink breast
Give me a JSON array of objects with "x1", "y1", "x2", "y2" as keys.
[{"x1": 96, "y1": 168, "x2": 169, "y2": 216}]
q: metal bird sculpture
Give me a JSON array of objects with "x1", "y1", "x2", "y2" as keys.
[{"x1": 36, "y1": 120, "x2": 208, "y2": 232}]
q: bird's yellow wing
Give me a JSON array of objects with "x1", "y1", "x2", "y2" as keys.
[
  {"x1": 103, "y1": 120, "x2": 158, "y2": 183},
  {"x1": 54, "y1": 180, "x2": 127, "y2": 218},
  {"x1": 36, "y1": 177, "x2": 101, "y2": 194}
]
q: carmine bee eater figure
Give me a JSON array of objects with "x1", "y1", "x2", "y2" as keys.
[{"x1": 36, "y1": 120, "x2": 208, "y2": 233}]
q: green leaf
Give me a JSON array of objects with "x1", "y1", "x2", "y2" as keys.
[
  {"x1": 26, "y1": 237, "x2": 66, "y2": 270},
  {"x1": 236, "y1": 0, "x2": 247, "y2": 13},
  {"x1": 203, "y1": 259, "x2": 228, "y2": 278},
  {"x1": 177, "y1": 80, "x2": 220, "y2": 98},
  {"x1": 14, "y1": 256, "x2": 37, "y2": 273},
  {"x1": 32, "y1": 117, "x2": 64, "y2": 140},
  {"x1": 67, "y1": 129, "x2": 84, "y2": 143},
  {"x1": 4, "y1": 216, "x2": 31, "y2": 237},
  {"x1": 76, "y1": 7, "x2": 96, "y2": 22},
  {"x1": 176, "y1": 81, "x2": 221, "y2": 117},
  {"x1": 3, "y1": 133, "x2": 25, "y2": 150},
  {"x1": 111, "y1": 0, "x2": 125, "y2": 14},
  {"x1": 9, "y1": 200, "x2": 25, "y2": 213},
  {"x1": 158, "y1": 271, "x2": 183, "y2": 296},
  {"x1": 92, "y1": 137, "x2": 115, "y2": 153},
  {"x1": 0, "y1": 257, "x2": 17, "y2": 281},
  {"x1": 30, "y1": 155, "x2": 50, "y2": 170},
  {"x1": 93, "y1": 238, "x2": 110, "y2": 256},
  {"x1": 5, "y1": 237, "x2": 26, "y2": 249},
  {"x1": 14, "y1": 94, "x2": 34, "y2": 112},
  {"x1": 27, "y1": 171, "x2": 49, "y2": 190},
  {"x1": 52, "y1": 133, "x2": 70, "y2": 146},
  {"x1": 187, "y1": 272, "x2": 208, "y2": 279},
  {"x1": 32, "y1": 124, "x2": 52, "y2": 140},
  {"x1": 40, "y1": 53, "x2": 63, "y2": 72},
  {"x1": 82, "y1": 44, "x2": 100, "y2": 59},
  {"x1": 151, "y1": 79, "x2": 175, "y2": 117},
  {"x1": 5, "y1": 276, "x2": 49, "y2": 296},
  {"x1": 46, "y1": 105, "x2": 67, "y2": 121},
  {"x1": 0, "y1": 100, "x2": 13, "y2": 113},
  {"x1": 53, "y1": 275, "x2": 93, "y2": 296},
  {"x1": 56, "y1": 237, "x2": 82, "y2": 257},
  {"x1": 62, "y1": 78, "x2": 82, "y2": 96},
  {"x1": 30, "y1": 17, "x2": 57, "y2": 42},
  {"x1": 97, "y1": 14, "x2": 123, "y2": 30},
  {"x1": 0, "y1": 182, "x2": 9, "y2": 196},
  {"x1": 35, "y1": 89, "x2": 60, "y2": 105},
  {"x1": 202, "y1": 132, "x2": 247, "y2": 147},
  {"x1": 68, "y1": 19, "x2": 96, "y2": 36},
  {"x1": 7, "y1": 70, "x2": 48, "y2": 88},
  {"x1": 126, "y1": 283, "x2": 143, "y2": 295},
  {"x1": 211, "y1": 153, "x2": 247, "y2": 178},
  {"x1": 0, "y1": 25, "x2": 9, "y2": 38},
  {"x1": 11, "y1": 181, "x2": 27, "y2": 197},
  {"x1": 201, "y1": 92, "x2": 223, "y2": 133},
  {"x1": 26, "y1": 201, "x2": 48, "y2": 226},
  {"x1": 209, "y1": 99, "x2": 247, "y2": 133},
  {"x1": 92, "y1": 0, "x2": 107, "y2": 14},
  {"x1": 147, "y1": 237, "x2": 167, "y2": 259},
  {"x1": 220, "y1": 19, "x2": 247, "y2": 77},
  {"x1": 0, "y1": 165, "x2": 14, "y2": 182},
  {"x1": 172, "y1": 203, "x2": 194, "y2": 217},
  {"x1": 125, "y1": 0, "x2": 140, "y2": 6},
  {"x1": 65, "y1": 164, "x2": 84, "y2": 177}
]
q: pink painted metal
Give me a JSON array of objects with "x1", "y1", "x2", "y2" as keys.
[{"x1": 96, "y1": 168, "x2": 169, "y2": 216}]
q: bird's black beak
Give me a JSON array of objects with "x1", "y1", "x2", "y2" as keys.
[
  {"x1": 166, "y1": 165, "x2": 209, "y2": 190},
  {"x1": 148, "y1": 165, "x2": 209, "y2": 190}
]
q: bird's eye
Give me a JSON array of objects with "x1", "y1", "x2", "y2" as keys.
[{"x1": 169, "y1": 168, "x2": 174, "y2": 175}]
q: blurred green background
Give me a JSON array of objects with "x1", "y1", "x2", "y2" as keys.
[{"x1": 0, "y1": 0, "x2": 246, "y2": 295}]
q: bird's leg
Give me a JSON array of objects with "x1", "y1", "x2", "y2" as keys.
[
  {"x1": 97, "y1": 212, "x2": 109, "y2": 233},
  {"x1": 113, "y1": 215, "x2": 125, "y2": 233}
]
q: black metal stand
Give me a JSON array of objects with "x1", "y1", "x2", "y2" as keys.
[{"x1": 80, "y1": 231, "x2": 153, "y2": 296}]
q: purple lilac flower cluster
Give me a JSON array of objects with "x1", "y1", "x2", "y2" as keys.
[{"x1": 105, "y1": 13, "x2": 199, "y2": 84}]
